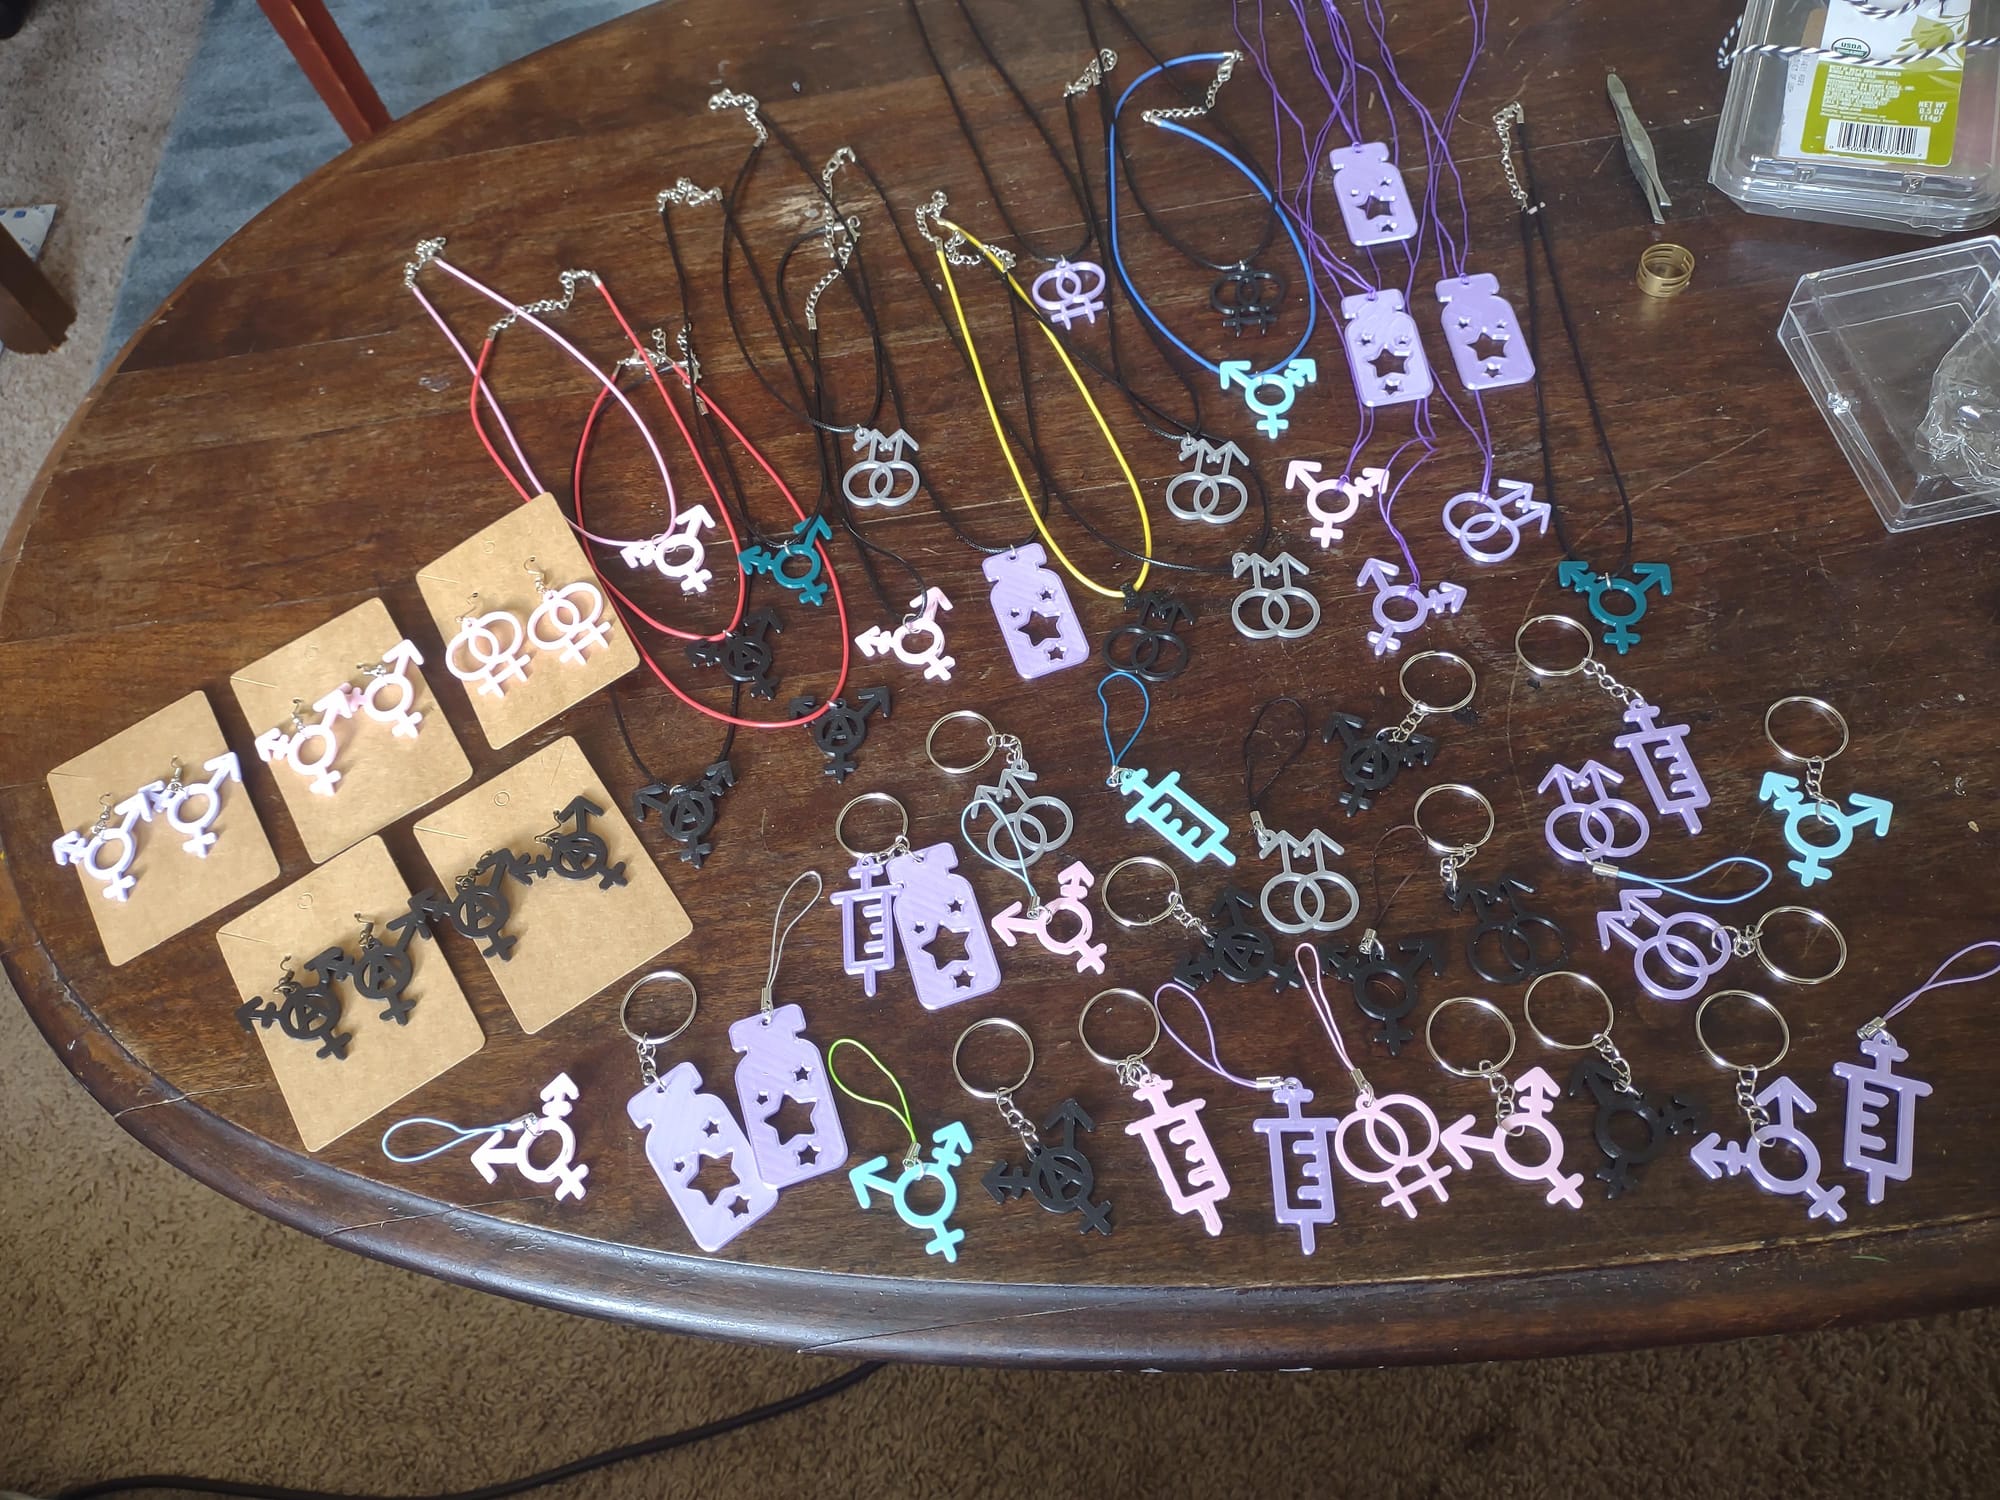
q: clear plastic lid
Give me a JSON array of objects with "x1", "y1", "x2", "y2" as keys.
[{"x1": 1711, "y1": 0, "x2": 2000, "y2": 234}]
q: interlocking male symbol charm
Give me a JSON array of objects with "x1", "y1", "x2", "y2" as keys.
[
  {"x1": 1103, "y1": 590, "x2": 1194, "y2": 683},
  {"x1": 1757, "y1": 773, "x2": 1893, "y2": 887},
  {"x1": 620, "y1": 503, "x2": 717, "y2": 594},
  {"x1": 1219, "y1": 356, "x2": 1318, "y2": 438},
  {"x1": 1029, "y1": 257, "x2": 1107, "y2": 328},
  {"x1": 1441, "y1": 478, "x2": 1548, "y2": 563},
  {"x1": 1691, "y1": 1075, "x2": 1848, "y2": 1224},
  {"x1": 1596, "y1": 886, "x2": 1729, "y2": 1002},
  {"x1": 990, "y1": 860, "x2": 1107, "y2": 975},
  {"x1": 1538, "y1": 759, "x2": 1651, "y2": 864},
  {"x1": 1211, "y1": 263, "x2": 1284, "y2": 335},
  {"x1": 964, "y1": 762, "x2": 1072, "y2": 871},
  {"x1": 686, "y1": 606, "x2": 782, "y2": 699},
  {"x1": 1452, "y1": 874, "x2": 1568, "y2": 986},
  {"x1": 1251, "y1": 823, "x2": 1359, "y2": 935},
  {"x1": 469, "y1": 1074, "x2": 591, "y2": 1202},
  {"x1": 1286, "y1": 460, "x2": 1382, "y2": 548},
  {"x1": 1164, "y1": 436, "x2": 1251, "y2": 525},
  {"x1": 1356, "y1": 558, "x2": 1465, "y2": 656},
  {"x1": 737, "y1": 514, "x2": 835, "y2": 606},
  {"x1": 842, "y1": 427, "x2": 922, "y2": 510},
  {"x1": 1230, "y1": 551, "x2": 1320, "y2": 641},
  {"x1": 856, "y1": 587, "x2": 955, "y2": 682},
  {"x1": 1557, "y1": 559, "x2": 1671, "y2": 653},
  {"x1": 983, "y1": 1099, "x2": 1112, "y2": 1235}
]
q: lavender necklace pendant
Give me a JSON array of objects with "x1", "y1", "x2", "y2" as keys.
[
  {"x1": 1339, "y1": 290, "x2": 1433, "y2": 407},
  {"x1": 1435, "y1": 273, "x2": 1534, "y2": 390},
  {"x1": 730, "y1": 1004, "x2": 847, "y2": 1189},
  {"x1": 1030, "y1": 258, "x2": 1107, "y2": 328},
  {"x1": 983, "y1": 544, "x2": 1089, "y2": 679},
  {"x1": 887, "y1": 842, "x2": 1001, "y2": 1010},
  {"x1": 1327, "y1": 142, "x2": 1417, "y2": 244},
  {"x1": 627, "y1": 1060, "x2": 780, "y2": 1253},
  {"x1": 1253, "y1": 1079, "x2": 1342, "y2": 1253}
]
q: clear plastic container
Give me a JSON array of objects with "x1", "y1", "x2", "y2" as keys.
[
  {"x1": 1712, "y1": 0, "x2": 2000, "y2": 235},
  {"x1": 1782, "y1": 236, "x2": 2000, "y2": 531}
]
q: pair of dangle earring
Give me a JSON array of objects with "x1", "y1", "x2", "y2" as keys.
[
  {"x1": 256, "y1": 639, "x2": 427, "y2": 796},
  {"x1": 445, "y1": 557, "x2": 611, "y2": 698},
  {"x1": 53, "y1": 752, "x2": 243, "y2": 902},
  {"x1": 238, "y1": 905, "x2": 434, "y2": 1060}
]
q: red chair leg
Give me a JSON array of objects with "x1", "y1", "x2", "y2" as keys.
[{"x1": 255, "y1": 0, "x2": 392, "y2": 144}]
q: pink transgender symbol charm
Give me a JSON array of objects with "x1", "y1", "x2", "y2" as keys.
[
  {"x1": 469, "y1": 1073, "x2": 590, "y2": 1202},
  {"x1": 1327, "y1": 143, "x2": 1417, "y2": 245},
  {"x1": 627, "y1": 1060, "x2": 780, "y2": 1253},
  {"x1": 982, "y1": 544, "x2": 1089, "y2": 680},
  {"x1": 1334, "y1": 1087, "x2": 1453, "y2": 1218},
  {"x1": 1286, "y1": 460, "x2": 1385, "y2": 549},
  {"x1": 990, "y1": 860, "x2": 1107, "y2": 975},
  {"x1": 1832, "y1": 1028, "x2": 1932, "y2": 1206},
  {"x1": 856, "y1": 587, "x2": 955, "y2": 683},
  {"x1": 886, "y1": 843, "x2": 1001, "y2": 1010},
  {"x1": 1439, "y1": 1067, "x2": 1584, "y2": 1209},
  {"x1": 1434, "y1": 273, "x2": 1535, "y2": 391},
  {"x1": 1124, "y1": 1071, "x2": 1229, "y2": 1236},
  {"x1": 729, "y1": 1003, "x2": 848, "y2": 1189},
  {"x1": 1253, "y1": 1080, "x2": 1341, "y2": 1253},
  {"x1": 1690, "y1": 1075, "x2": 1848, "y2": 1224},
  {"x1": 1340, "y1": 290, "x2": 1433, "y2": 408},
  {"x1": 1030, "y1": 258, "x2": 1107, "y2": 329}
]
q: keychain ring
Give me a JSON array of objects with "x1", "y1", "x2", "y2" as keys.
[
  {"x1": 1424, "y1": 995, "x2": 1518, "y2": 1078},
  {"x1": 1400, "y1": 649, "x2": 1478, "y2": 716},
  {"x1": 1514, "y1": 613, "x2": 1595, "y2": 678},
  {"x1": 1413, "y1": 783, "x2": 1496, "y2": 856},
  {"x1": 1078, "y1": 987, "x2": 1161, "y2": 1068},
  {"x1": 1763, "y1": 696, "x2": 1848, "y2": 765},
  {"x1": 1100, "y1": 854, "x2": 1182, "y2": 928},
  {"x1": 833, "y1": 791, "x2": 909, "y2": 858},
  {"x1": 1750, "y1": 905, "x2": 1848, "y2": 986},
  {"x1": 925, "y1": 710, "x2": 997, "y2": 775},
  {"x1": 952, "y1": 1016, "x2": 1036, "y2": 1100},
  {"x1": 1694, "y1": 988, "x2": 1791, "y2": 1075},
  {"x1": 1522, "y1": 970, "x2": 1616, "y2": 1051},
  {"x1": 619, "y1": 968, "x2": 698, "y2": 1047}
]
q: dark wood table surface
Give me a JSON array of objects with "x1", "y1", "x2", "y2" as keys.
[{"x1": 5, "y1": 0, "x2": 1997, "y2": 1369}]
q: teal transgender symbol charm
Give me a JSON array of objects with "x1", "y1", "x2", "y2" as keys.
[
  {"x1": 738, "y1": 515, "x2": 835, "y2": 606},
  {"x1": 1558, "y1": 559, "x2": 1670, "y2": 653},
  {"x1": 1098, "y1": 670, "x2": 1235, "y2": 866},
  {"x1": 828, "y1": 1038, "x2": 974, "y2": 1262},
  {"x1": 1758, "y1": 697, "x2": 1892, "y2": 887}
]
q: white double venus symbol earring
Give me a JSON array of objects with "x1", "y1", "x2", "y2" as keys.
[{"x1": 445, "y1": 557, "x2": 610, "y2": 699}]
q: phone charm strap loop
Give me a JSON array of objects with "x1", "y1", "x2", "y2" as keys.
[{"x1": 762, "y1": 869, "x2": 823, "y2": 1012}]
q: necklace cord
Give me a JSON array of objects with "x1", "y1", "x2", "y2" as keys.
[{"x1": 1876, "y1": 941, "x2": 2000, "y2": 1031}]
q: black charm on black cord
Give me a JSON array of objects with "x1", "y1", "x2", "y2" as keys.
[
  {"x1": 236, "y1": 956, "x2": 350, "y2": 1061},
  {"x1": 787, "y1": 686, "x2": 890, "y2": 782},
  {"x1": 1319, "y1": 931, "x2": 1445, "y2": 1056},
  {"x1": 1211, "y1": 263, "x2": 1284, "y2": 336},
  {"x1": 633, "y1": 760, "x2": 736, "y2": 869},
  {"x1": 1322, "y1": 710, "x2": 1437, "y2": 816},
  {"x1": 1569, "y1": 1056, "x2": 1702, "y2": 1198},
  {"x1": 687, "y1": 606, "x2": 783, "y2": 699},
  {"x1": 525, "y1": 796, "x2": 628, "y2": 890},
  {"x1": 411, "y1": 849, "x2": 520, "y2": 962},
  {"x1": 1174, "y1": 887, "x2": 1296, "y2": 991},
  {"x1": 1450, "y1": 873, "x2": 1568, "y2": 985},
  {"x1": 1103, "y1": 589, "x2": 1194, "y2": 683},
  {"x1": 982, "y1": 1099, "x2": 1112, "y2": 1236}
]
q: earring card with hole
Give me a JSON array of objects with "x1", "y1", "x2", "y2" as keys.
[
  {"x1": 217, "y1": 836, "x2": 485, "y2": 1152},
  {"x1": 410, "y1": 735, "x2": 690, "y2": 1034},
  {"x1": 231, "y1": 598, "x2": 472, "y2": 865},
  {"x1": 47, "y1": 690, "x2": 279, "y2": 966},
  {"x1": 414, "y1": 492, "x2": 639, "y2": 749}
]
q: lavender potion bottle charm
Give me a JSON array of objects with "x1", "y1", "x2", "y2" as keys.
[
  {"x1": 1435, "y1": 273, "x2": 1534, "y2": 390},
  {"x1": 729, "y1": 1004, "x2": 848, "y2": 1189},
  {"x1": 830, "y1": 856, "x2": 901, "y2": 998},
  {"x1": 887, "y1": 842, "x2": 1001, "y2": 1010},
  {"x1": 983, "y1": 544, "x2": 1089, "y2": 680},
  {"x1": 1833, "y1": 1028, "x2": 1932, "y2": 1206},
  {"x1": 1253, "y1": 1080, "x2": 1341, "y2": 1253},
  {"x1": 1327, "y1": 143, "x2": 1416, "y2": 245},
  {"x1": 1340, "y1": 290, "x2": 1433, "y2": 408},
  {"x1": 627, "y1": 1061, "x2": 780, "y2": 1253}
]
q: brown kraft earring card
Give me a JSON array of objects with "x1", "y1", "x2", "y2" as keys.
[
  {"x1": 411, "y1": 735, "x2": 691, "y2": 1035},
  {"x1": 414, "y1": 492, "x2": 639, "y2": 749},
  {"x1": 47, "y1": 689, "x2": 280, "y2": 967},
  {"x1": 217, "y1": 836, "x2": 485, "y2": 1152},
  {"x1": 231, "y1": 597, "x2": 472, "y2": 865}
]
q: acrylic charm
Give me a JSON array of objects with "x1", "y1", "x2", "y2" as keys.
[
  {"x1": 963, "y1": 754, "x2": 1072, "y2": 871},
  {"x1": 1174, "y1": 886, "x2": 1292, "y2": 990},
  {"x1": 632, "y1": 760, "x2": 736, "y2": 869},
  {"x1": 1757, "y1": 774, "x2": 1893, "y2": 888},
  {"x1": 53, "y1": 789, "x2": 154, "y2": 902},
  {"x1": 236, "y1": 955, "x2": 349, "y2": 1061},
  {"x1": 1452, "y1": 874, "x2": 1568, "y2": 986},
  {"x1": 1123, "y1": 1071, "x2": 1228, "y2": 1235},
  {"x1": 628, "y1": 1060, "x2": 779, "y2": 1252},
  {"x1": 1334, "y1": 1087, "x2": 1451, "y2": 1218},
  {"x1": 620, "y1": 504, "x2": 717, "y2": 594},
  {"x1": 154, "y1": 752, "x2": 243, "y2": 857},
  {"x1": 1212, "y1": 263, "x2": 1284, "y2": 334},
  {"x1": 1356, "y1": 558, "x2": 1464, "y2": 656},
  {"x1": 1538, "y1": 760, "x2": 1650, "y2": 864},
  {"x1": 1597, "y1": 887, "x2": 1727, "y2": 1002},
  {"x1": 1434, "y1": 273, "x2": 1534, "y2": 390},
  {"x1": 983, "y1": 544, "x2": 1089, "y2": 680},
  {"x1": 831, "y1": 857, "x2": 900, "y2": 999},
  {"x1": 1322, "y1": 934, "x2": 1444, "y2": 1056},
  {"x1": 686, "y1": 606, "x2": 783, "y2": 699},
  {"x1": 1339, "y1": 290, "x2": 1433, "y2": 408},
  {"x1": 1165, "y1": 436, "x2": 1251, "y2": 525},
  {"x1": 1691, "y1": 1076, "x2": 1848, "y2": 1224},
  {"x1": 353, "y1": 638, "x2": 426, "y2": 736},
  {"x1": 1441, "y1": 479, "x2": 1547, "y2": 563},
  {"x1": 470, "y1": 1074, "x2": 590, "y2": 1201},
  {"x1": 410, "y1": 851, "x2": 519, "y2": 961},
  {"x1": 1029, "y1": 257, "x2": 1107, "y2": 329},
  {"x1": 1115, "y1": 766, "x2": 1235, "y2": 866},
  {"x1": 1327, "y1": 142, "x2": 1416, "y2": 245},
  {"x1": 310, "y1": 913, "x2": 428, "y2": 1025},
  {"x1": 1219, "y1": 356, "x2": 1317, "y2": 439},
  {"x1": 991, "y1": 860, "x2": 1107, "y2": 975},
  {"x1": 1230, "y1": 551, "x2": 1319, "y2": 641},
  {"x1": 850, "y1": 1121, "x2": 974, "y2": 1261},
  {"x1": 1253, "y1": 1080, "x2": 1341, "y2": 1253},
  {"x1": 1557, "y1": 559, "x2": 1671, "y2": 654},
  {"x1": 730, "y1": 1004, "x2": 848, "y2": 1189},
  {"x1": 1322, "y1": 710, "x2": 1436, "y2": 816},
  {"x1": 1439, "y1": 1067, "x2": 1583, "y2": 1208},
  {"x1": 255, "y1": 687, "x2": 359, "y2": 797},
  {"x1": 1252, "y1": 823, "x2": 1358, "y2": 936},
  {"x1": 1286, "y1": 460, "x2": 1380, "y2": 548},
  {"x1": 519, "y1": 797, "x2": 626, "y2": 889},
  {"x1": 856, "y1": 588, "x2": 955, "y2": 682},
  {"x1": 787, "y1": 686, "x2": 891, "y2": 783},
  {"x1": 446, "y1": 607, "x2": 531, "y2": 697},
  {"x1": 1616, "y1": 700, "x2": 1710, "y2": 836},
  {"x1": 887, "y1": 843, "x2": 1001, "y2": 1010},
  {"x1": 983, "y1": 1100, "x2": 1111, "y2": 1235},
  {"x1": 1833, "y1": 1028, "x2": 1931, "y2": 1206},
  {"x1": 842, "y1": 427, "x2": 922, "y2": 510},
  {"x1": 525, "y1": 579, "x2": 612, "y2": 664},
  {"x1": 737, "y1": 515, "x2": 835, "y2": 607},
  {"x1": 1569, "y1": 1055, "x2": 1702, "y2": 1197},
  {"x1": 1103, "y1": 591, "x2": 1194, "y2": 683}
]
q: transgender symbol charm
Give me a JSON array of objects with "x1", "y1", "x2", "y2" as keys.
[
  {"x1": 856, "y1": 588, "x2": 955, "y2": 682},
  {"x1": 621, "y1": 504, "x2": 717, "y2": 594},
  {"x1": 1439, "y1": 1067, "x2": 1583, "y2": 1209},
  {"x1": 255, "y1": 688, "x2": 360, "y2": 797},
  {"x1": 1758, "y1": 773, "x2": 1892, "y2": 888},
  {"x1": 983, "y1": 544, "x2": 1089, "y2": 679},
  {"x1": 851, "y1": 1121, "x2": 974, "y2": 1262},
  {"x1": 983, "y1": 1099, "x2": 1113, "y2": 1236},
  {"x1": 738, "y1": 515, "x2": 836, "y2": 607},
  {"x1": 1691, "y1": 1075, "x2": 1847, "y2": 1224},
  {"x1": 469, "y1": 1074, "x2": 590, "y2": 1201}
]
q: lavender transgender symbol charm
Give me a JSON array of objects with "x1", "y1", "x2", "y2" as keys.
[
  {"x1": 1356, "y1": 558, "x2": 1465, "y2": 656},
  {"x1": 983, "y1": 544, "x2": 1089, "y2": 680},
  {"x1": 1691, "y1": 1076, "x2": 1848, "y2": 1224},
  {"x1": 1030, "y1": 258, "x2": 1107, "y2": 329},
  {"x1": 1123, "y1": 1070, "x2": 1229, "y2": 1236},
  {"x1": 1434, "y1": 273, "x2": 1534, "y2": 391},
  {"x1": 1334, "y1": 1087, "x2": 1453, "y2": 1218},
  {"x1": 1538, "y1": 760, "x2": 1651, "y2": 865},
  {"x1": 1439, "y1": 1067, "x2": 1584, "y2": 1209},
  {"x1": 729, "y1": 1004, "x2": 848, "y2": 1189},
  {"x1": 831, "y1": 856, "x2": 901, "y2": 999},
  {"x1": 627, "y1": 1061, "x2": 780, "y2": 1253},
  {"x1": 1327, "y1": 143, "x2": 1416, "y2": 245},
  {"x1": 1833, "y1": 1027, "x2": 1932, "y2": 1206},
  {"x1": 1340, "y1": 291, "x2": 1433, "y2": 408},
  {"x1": 1253, "y1": 1080, "x2": 1341, "y2": 1253},
  {"x1": 886, "y1": 843, "x2": 1001, "y2": 1010}
]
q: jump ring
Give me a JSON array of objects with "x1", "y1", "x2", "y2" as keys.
[
  {"x1": 1513, "y1": 613, "x2": 1595, "y2": 678},
  {"x1": 1399, "y1": 649, "x2": 1478, "y2": 717},
  {"x1": 1078, "y1": 988, "x2": 1160, "y2": 1069},
  {"x1": 620, "y1": 968, "x2": 698, "y2": 1048},
  {"x1": 1100, "y1": 855, "x2": 1182, "y2": 929},
  {"x1": 1693, "y1": 988, "x2": 1791, "y2": 1075},
  {"x1": 1762, "y1": 696, "x2": 1849, "y2": 766},
  {"x1": 1413, "y1": 783, "x2": 1495, "y2": 857},
  {"x1": 951, "y1": 1016, "x2": 1036, "y2": 1101},
  {"x1": 1521, "y1": 970, "x2": 1616, "y2": 1051},
  {"x1": 1749, "y1": 906, "x2": 1847, "y2": 986},
  {"x1": 1424, "y1": 995, "x2": 1517, "y2": 1080},
  {"x1": 925, "y1": 710, "x2": 997, "y2": 775},
  {"x1": 833, "y1": 791, "x2": 909, "y2": 859}
]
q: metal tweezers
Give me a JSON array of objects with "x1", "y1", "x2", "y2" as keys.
[{"x1": 1607, "y1": 73, "x2": 1670, "y2": 223}]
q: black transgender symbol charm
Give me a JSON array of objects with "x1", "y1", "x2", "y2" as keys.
[
  {"x1": 1103, "y1": 589, "x2": 1194, "y2": 683},
  {"x1": 522, "y1": 797, "x2": 628, "y2": 889},
  {"x1": 1322, "y1": 710, "x2": 1436, "y2": 815},
  {"x1": 633, "y1": 760, "x2": 736, "y2": 869},
  {"x1": 1173, "y1": 887, "x2": 1297, "y2": 992},
  {"x1": 983, "y1": 1099, "x2": 1112, "y2": 1236},
  {"x1": 1319, "y1": 932, "x2": 1444, "y2": 1056},
  {"x1": 1211, "y1": 263, "x2": 1284, "y2": 336},
  {"x1": 1569, "y1": 1057, "x2": 1703, "y2": 1198},
  {"x1": 1451, "y1": 873, "x2": 1567, "y2": 985},
  {"x1": 787, "y1": 686, "x2": 891, "y2": 782},
  {"x1": 309, "y1": 912, "x2": 430, "y2": 1026},
  {"x1": 236, "y1": 955, "x2": 350, "y2": 1061},
  {"x1": 411, "y1": 849, "x2": 521, "y2": 961},
  {"x1": 687, "y1": 606, "x2": 782, "y2": 699}
]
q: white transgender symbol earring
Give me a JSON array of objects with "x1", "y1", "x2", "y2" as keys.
[
  {"x1": 154, "y1": 752, "x2": 244, "y2": 857},
  {"x1": 255, "y1": 690, "x2": 358, "y2": 797},
  {"x1": 445, "y1": 590, "x2": 532, "y2": 698},
  {"x1": 353, "y1": 639, "x2": 426, "y2": 737},
  {"x1": 522, "y1": 555, "x2": 612, "y2": 665},
  {"x1": 51, "y1": 789, "x2": 151, "y2": 901}
]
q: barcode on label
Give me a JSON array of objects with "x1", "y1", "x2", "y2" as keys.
[{"x1": 1829, "y1": 119, "x2": 1930, "y2": 159}]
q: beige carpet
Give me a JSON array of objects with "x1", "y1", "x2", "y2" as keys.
[{"x1": 2, "y1": 5, "x2": 1998, "y2": 1498}]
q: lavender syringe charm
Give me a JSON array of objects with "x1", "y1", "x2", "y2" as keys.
[{"x1": 1614, "y1": 699, "x2": 1711, "y2": 837}]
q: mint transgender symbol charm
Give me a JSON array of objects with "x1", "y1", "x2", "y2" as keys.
[
  {"x1": 983, "y1": 544, "x2": 1089, "y2": 680},
  {"x1": 851, "y1": 1121, "x2": 974, "y2": 1262}
]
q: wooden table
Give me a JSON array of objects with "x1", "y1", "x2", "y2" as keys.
[{"x1": 4, "y1": 0, "x2": 1997, "y2": 1369}]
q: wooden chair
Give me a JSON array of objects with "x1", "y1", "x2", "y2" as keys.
[{"x1": 256, "y1": 0, "x2": 390, "y2": 143}]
